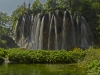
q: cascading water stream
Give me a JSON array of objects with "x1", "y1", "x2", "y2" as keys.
[
  {"x1": 48, "y1": 15, "x2": 54, "y2": 50},
  {"x1": 20, "y1": 14, "x2": 26, "y2": 48},
  {"x1": 39, "y1": 16, "x2": 44, "y2": 50},
  {"x1": 54, "y1": 16, "x2": 58, "y2": 50},
  {"x1": 69, "y1": 12, "x2": 76, "y2": 47},
  {"x1": 34, "y1": 14, "x2": 41, "y2": 50},
  {"x1": 62, "y1": 11, "x2": 66, "y2": 49},
  {"x1": 80, "y1": 16, "x2": 93, "y2": 48}
]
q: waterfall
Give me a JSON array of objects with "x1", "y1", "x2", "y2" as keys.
[
  {"x1": 39, "y1": 16, "x2": 44, "y2": 50},
  {"x1": 14, "y1": 10, "x2": 93, "y2": 50},
  {"x1": 69, "y1": 12, "x2": 76, "y2": 47},
  {"x1": 19, "y1": 14, "x2": 26, "y2": 48},
  {"x1": 34, "y1": 14, "x2": 41, "y2": 50},
  {"x1": 80, "y1": 16, "x2": 93, "y2": 49},
  {"x1": 54, "y1": 16, "x2": 58, "y2": 50},
  {"x1": 62, "y1": 11, "x2": 66, "y2": 49},
  {"x1": 48, "y1": 15, "x2": 54, "y2": 50}
]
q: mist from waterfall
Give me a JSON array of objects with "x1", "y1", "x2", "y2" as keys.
[{"x1": 14, "y1": 10, "x2": 93, "y2": 50}]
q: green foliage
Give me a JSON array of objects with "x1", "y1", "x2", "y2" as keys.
[
  {"x1": 0, "y1": 12, "x2": 11, "y2": 48},
  {"x1": 91, "y1": 2, "x2": 100, "y2": 13},
  {"x1": 87, "y1": 60, "x2": 100, "y2": 75},
  {"x1": 7, "y1": 48, "x2": 85, "y2": 64},
  {"x1": 44, "y1": 0, "x2": 58, "y2": 11},
  {"x1": 8, "y1": 50, "x2": 32, "y2": 63},
  {"x1": 0, "y1": 12, "x2": 10, "y2": 27},
  {"x1": 0, "y1": 48, "x2": 7, "y2": 57},
  {"x1": 57, "y1": 0, "x2": 70, "y2": 9},
  {"x1": 79, "y1": 48, "x2": 100, "y2": 65},
  {"x1": 0, "y1": 12, "x2": 10, "y2": 36},
  {"x1": 44, "y1": 0, "x2": 71, "y2": 11},
  {"x1": 31, "y1": 0, "x2": 43, "y2": 14},
  {"x1": 0, "y1": 48, "x2": 4, "y2": 57},
  {"x1": 96, "y1": 14, "x2": 100, "y2": 40}
]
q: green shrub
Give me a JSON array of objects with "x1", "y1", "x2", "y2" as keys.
[
  {"x1": 8, "y1": 50, "x2": 32, "y2": 63},
  {"x1": 7, "y1": 49, "x2": 86, "y2": 64},
  {"x1": 82, "y1": 48, "x2": 100, "y2": 64},
  {"x1": 0, "y1": 48, "x2": 7, "y2": 57},
  {"x1": 87, "y1": 60, "x2": 100, "y2": 75}
]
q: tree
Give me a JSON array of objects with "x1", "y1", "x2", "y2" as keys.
[
  {"x1": 0, "y1": 12, "x2": 11, "y2": 47},
  {"x1": 0, "y1": 12, "x2": 10, "y2": 36},
  {"x1": 57, "y1": 0, "x2": 70, "y2": 9},
  {"x1": 44, "y1": 0, "x2": 58, "y2": 11},
  {"x1": 31, "y1": 0, "x2": 43, "y2": 14}
]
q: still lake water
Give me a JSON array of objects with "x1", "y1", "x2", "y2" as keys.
[{"x1": 0, "y1": 63, "x2": 87, "y2": 75}]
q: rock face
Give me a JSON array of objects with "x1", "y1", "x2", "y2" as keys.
[
  {"x1": 0, "y1": 35, "x2": 19, "y2": 48},
  {"x1": 0, "y1": 57, "x2": 4, "y2": 64},
  {"x1": 14, "y1": 10, "x2": 93, "y2": 50}
]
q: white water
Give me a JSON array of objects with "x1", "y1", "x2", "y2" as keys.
[
  {"x1": 62, "y1": 11, "x2": 66, "y2": 49},
  {"x1": 39, "y1": 16, "x2": 44, "y2": 50},
  {"x1": 48, "y1": 15, "x2": 54, "y2": 50},
  {"x1": 34, "y1": 14, "x2": 40, "y2": 50},
  {"x1": 54, "y1": 16, "x2": 58, "y2": 50},
  {"x1": 69, "y1": 13, "x2": 76, "y2": 47}
]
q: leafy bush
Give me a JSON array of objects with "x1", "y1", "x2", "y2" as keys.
[
  {"x1": 87, "y1": 60, "x2": 100, "y2": 75},
  {"x1": 0, "y1": 48, "x2": 7, "y2": 63},
  {"x1": 0, "y1": 48, "x2": 7, "y2": 57},
  {"x1": 7, "y1": 48, "x2": 85, "y2": 64},
  {"x1": 8, "y1": 49, "x2": 32, "y2": 63},
  {"x1": 82, "y1": 48, "x2": 100, "y2": 64}
]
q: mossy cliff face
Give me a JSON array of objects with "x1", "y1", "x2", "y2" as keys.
[{"x1": 14, "y1": 10, "x2": 93, "y2": 50}]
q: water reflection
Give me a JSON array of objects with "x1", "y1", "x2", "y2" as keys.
[{"x1": 0, "y1": 63, "x2": 86, "y2": 75}]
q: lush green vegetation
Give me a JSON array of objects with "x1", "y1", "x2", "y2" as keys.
[
  {"x1": 0, "y1": 0, "x2": 100, "y2": 74},
  {"x1": 0, "y1": 12, "x2": 11, "y2": 48},
  {"x1": 0, "y1": 12, "x2": 10, "y2": 36},
  {"x1": 0, "y1": 48, "x2": 6, "y2": 63},
  {"x1": 6, "y1": 48, "x2": 85, "y2": 64},
  {"x1": 1, "y1": 48, "x2": 100, "y2": 74},
  {"x1": 0, "y1": 48, "x2": 99, "y2": 64},
  {"x1": 87, "y1": 60, "x2": 100, "y2": 75}
]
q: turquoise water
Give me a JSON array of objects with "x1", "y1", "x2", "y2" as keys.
[{"x1": 0, "y1": 64, "x2": 87, "y2": 75}]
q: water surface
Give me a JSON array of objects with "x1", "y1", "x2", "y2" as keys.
[{"x1": 0, "y1": 64, "x2": 87, "y2": 75}]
